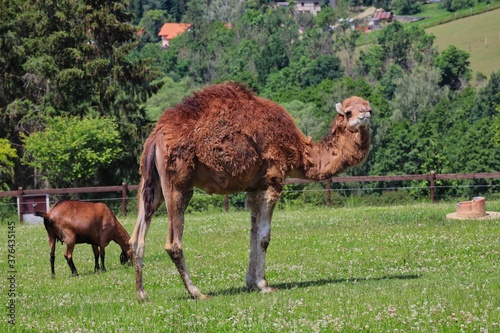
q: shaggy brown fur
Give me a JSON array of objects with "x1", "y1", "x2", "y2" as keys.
[
  {"x1": 36, "y1": 200, "x2": 131, "y2": 277},
  {"x1": 130, "y1": 82, "x2": 372, "y2": 301}
]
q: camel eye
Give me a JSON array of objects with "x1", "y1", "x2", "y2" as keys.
[{"x1": 345, "y1": 110, "x2": 352, "y2": 118}]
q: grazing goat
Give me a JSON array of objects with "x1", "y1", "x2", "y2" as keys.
[{"x1": 35, "y1": 200, "x2": 131, "y2": 277}]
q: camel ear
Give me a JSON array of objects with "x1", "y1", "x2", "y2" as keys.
[{"x1": 336, "y1": 103, "x2": 344, "y2": 115}]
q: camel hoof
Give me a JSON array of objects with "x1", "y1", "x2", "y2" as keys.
[
  {"x1": 136, "y1": 290, "x2": 149, "y2": 303},
  {"x1": 193, "y1": 293, "x2": 210, "y2": 300},
  {"x1": 260, "y1": 286, "x2": 278, "y2": 294},
  {"x1": 188, "y1": 289, "x2": 209, "y2": 300}
]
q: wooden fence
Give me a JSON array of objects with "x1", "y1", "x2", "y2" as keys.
[{"x1": 1, "y1": 172, "x2": 499, "y2": 222}]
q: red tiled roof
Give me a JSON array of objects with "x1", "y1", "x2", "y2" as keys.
[
  {"x1": 158, "y1": 23, "x2": 192, "y2": 39},
  {"x1": 374, "y1": 11, "x2": 392, "y2": 20}
]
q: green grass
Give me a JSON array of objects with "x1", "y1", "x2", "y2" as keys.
[
  {"x1": 356, "y1": 4, "x2": 500, "y2": 77},
  {"x1": 426, "y1": 8, "x2": 500, "y2": 77},
  {"x1": 415, "y1": 2, "x2": 500, "y2": 29},
  {"x1": 2, "y1": 201, "x2": 500, "y2": 332}
]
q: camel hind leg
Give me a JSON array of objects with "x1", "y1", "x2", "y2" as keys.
[
  {"x1": 130, "y1": 179, "x2": 163, "y2": 301},
  {"x1": 246, "y1": 188, "x2": 279, "y2": 293}
]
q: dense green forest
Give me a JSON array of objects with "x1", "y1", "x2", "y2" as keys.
[{"x1": 1, "y1": 0, "x2": 499, "y2": 202}]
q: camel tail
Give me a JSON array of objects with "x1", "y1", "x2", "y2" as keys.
[{"x1": 140, "y1": 140, "x2": 159, "y2": 222}]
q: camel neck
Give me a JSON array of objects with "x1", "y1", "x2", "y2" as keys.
[{"x1": 296, "y1": 128, "x2": 370, "y2": 181}]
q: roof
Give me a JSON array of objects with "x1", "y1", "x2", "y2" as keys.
[
  {"x1": 374, "y1": 11, "x2": 392, "y2": 20},
  {"x1": 158, "y1": 23, "x2": 192, "y2": 39}
]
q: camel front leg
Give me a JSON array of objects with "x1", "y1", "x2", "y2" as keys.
[
  {"x1": 165, "y1": 187, "x2": 207, "y2": 299},
  {"x1": 246, "y1": 189, "x2": 278, "y2": 293}
]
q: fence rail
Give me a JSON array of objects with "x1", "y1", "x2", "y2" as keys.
[{"x1": 2, "y1": 172, "x2": 500, "y2": 222}]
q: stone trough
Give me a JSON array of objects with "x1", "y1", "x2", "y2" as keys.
[{"x1": 446, "y1": 196, "x2": 500, "y2": 220}]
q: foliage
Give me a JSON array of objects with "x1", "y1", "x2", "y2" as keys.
[
  {"x1": 22, "y1": 116, "x2": 122, "y2": 187},
  {"x1": 144, "y1": 76, "x2": 199, "y2": 121},
  {"x1": 470, "y1": 70, "x2": 500, "y2": 121},
  {"x1": 495, "y1": 106, "x2": 500, "y2": 145},
  {"x1": 138, "y1": 9, "x2": 169, "y2": 46},
  {"x1": 441, "y1": 0, "x2": 475, "y2": 12},
  {"x1": 435, "y1": 45, "x2": 471, "y2": 90},
  {"x1": 392, "y1": 0, "x2": 421, "y2": 15},
  {"x1": 2, "y1": 0, "x2": 500, "y2": 202},
  {"x1": 282, "y1": 100, "x2": 328, "y2": 140},
  {"x1": 0, "y1": 139, "x2": 18, "y2": 189},
  {"x1": 390, "y1": 65, "x2": 448, "y2": 125},
  {"x1": 1, "y1": 0, "x2": 163, "y2": 189}
]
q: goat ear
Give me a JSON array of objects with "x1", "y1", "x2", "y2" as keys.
[{"x1": 336, "y1": 103, "x2": 344, "y2": 115}]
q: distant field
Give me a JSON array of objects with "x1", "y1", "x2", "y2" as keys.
[
  {"x1": 3, "y1": 201, "x2": 500, "y2": 332},
  {"x1": 426, "y1": 8, "x2": 500, "y2": 77}
]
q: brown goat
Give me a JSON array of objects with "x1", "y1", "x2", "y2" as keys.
[{"x1": 35, "y1": 200, "x2": 131, "y2": 277}]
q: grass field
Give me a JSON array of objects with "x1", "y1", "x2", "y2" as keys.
[
  {"x1": 2, "y1": 200, "x2": 500, "y2": 332},
  {"x1": 426, "y1": 8, "x2": 500, "y2": 77},
  {"x1": 356, "y1": 4, "x2": 500, "y2": 77}
]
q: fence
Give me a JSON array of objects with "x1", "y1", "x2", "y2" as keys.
[{"x1": 1, "y1": 172, "x2": 499, "y2": 222}]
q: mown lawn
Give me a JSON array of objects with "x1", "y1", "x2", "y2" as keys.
[
  {"x1": 426, "y1": 8, "x2": 500, "y2": 77},
  {"x1": 2, "y1": 200, "x2": 500, "y2": 332},
  {"x1": 356, "y1": 4, "x2": 500, "y2": 77}
]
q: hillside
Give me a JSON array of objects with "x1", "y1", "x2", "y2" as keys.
[{"x1": 426, "y1": 8, "x2": 500, "y2": 77}]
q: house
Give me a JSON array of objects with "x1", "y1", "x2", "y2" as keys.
[
  {"x1": 374, "y1": 10, "x2": 393, "y2": 22},
  {"x1": 158, "y1": 23, "x2": 191, "y2": 48},
  {"x1": 274, "y1": 1, "x2": 336, "y2": 16}
]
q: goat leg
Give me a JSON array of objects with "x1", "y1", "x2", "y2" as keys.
[
  {"x1": 92, "y1": 245, "x2": 100, "y2": 273},
  {"x1": 64, "y1": 243, "x2": 79, "y2": 276},
  {"x1": 100, "y1": 246, "x2": 106, "y2": 272},
  {"x1": 50, "y1": 254, "x2": 55, "y2": 278}
]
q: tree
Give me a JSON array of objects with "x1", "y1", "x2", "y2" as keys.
[
  {"x1": 302, "y1": 55, "x2": 344, "y2": 87},
  {"x1": 255, "y1": 36, "x2": 290, "y2": 85},
  {"x1": 435, "y1": 45, "x2": 471, "y2": 91},
  {"x1": 315, "y1": 6, "x2": 336, "y2": 30},
  {"x1": 0, "y1": 139, "x2": 18, "y2": 190},
  {"x1": 454, "y1": 118, "x2": 500, "y2": 173},
  {"x1": 470, "y1": 70, "x2": 500, "y2": 121},
  {"x1": 392, "y1": 0, "x2": 421, "y2": 15},
  {"x1": 164, "y1": 0, "x2": 189, "y2": 22},
  {"x1": 205, "y1": 0, "x2": 246, "y2": 23},
  {"x1": 494, "y1": 106, "x2": 500, "y2": 145},
  {"x1": 22, "y1": 116, "x2": 122, "y2": 188},
  {"x1": 138, "y1": 10, "x2": 169, "y2": 46},
  {"x1": 282, "y1": 100, "x2": 328, "y2": 140},
  {"x1": 441, "y1": 0, "x2": 474, "y2": 12},
  {"x1": 391, "y1": 65, "x2": 448, "y2": 125},
  {"x1": 2, "y1": 0, "x2": 162, "y2": 187},
  {"x1": 369, "y1": 120, "x2": 421, "y2": 175}
]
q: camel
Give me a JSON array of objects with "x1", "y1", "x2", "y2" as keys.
[{"x1": 129, "y1": 82, "x2": 372, "y2": 301}]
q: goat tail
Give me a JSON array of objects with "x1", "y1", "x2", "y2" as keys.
[
  {"x1": 35, "y1": 211, "x2": 53, "y2": 233},
  {"x1": 34, "y1": 211, "x2": 50, "y2": 223},
  {"x1": 140, "y1": 137, "x2": 160, "y2": 223}
]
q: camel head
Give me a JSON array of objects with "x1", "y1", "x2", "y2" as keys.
[{"x1": 335, "y1": 96, "x2": 372, "y2": 133}]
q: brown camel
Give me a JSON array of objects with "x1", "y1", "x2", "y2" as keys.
[{"x1": 129, "y1": 82, "x2": 372, "y2": 301}]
